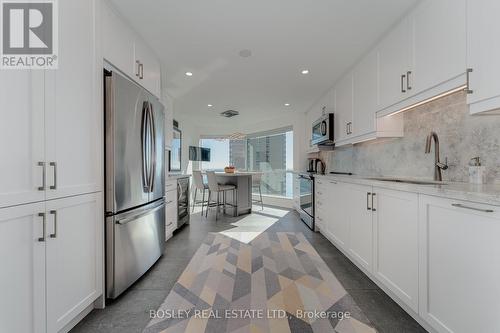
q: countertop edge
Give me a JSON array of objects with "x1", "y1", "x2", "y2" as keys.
[{"x1": 314, "y1": 174, "x2": 500, "y2": 207}]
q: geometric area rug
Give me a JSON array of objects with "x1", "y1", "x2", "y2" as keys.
[{"x1": 143, "y1": 232, "x2": 377, "y2": 333}]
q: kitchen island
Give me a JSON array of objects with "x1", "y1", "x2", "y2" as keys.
[{"x1": 213, "y1": 172, "x2": 262, "y2": 216}]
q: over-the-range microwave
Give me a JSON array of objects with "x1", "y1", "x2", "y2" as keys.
[{"x1": 311, "y1": 113, "x2": 334, "y2": 146}]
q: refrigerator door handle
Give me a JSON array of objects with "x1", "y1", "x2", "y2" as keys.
[
  {"x1": 148, "y1": 102, "x2": 156, "y2": 193},
  {"x1": 115, "y1": 202, "x2": 165, "y2": 225},
  {"x1": 141, "y1": 101, "x2": 150, "y2": 192}
]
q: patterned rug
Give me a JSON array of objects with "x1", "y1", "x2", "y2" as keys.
[{"x1": 144, "y1": 232, "x2": 377, "y2": 333}]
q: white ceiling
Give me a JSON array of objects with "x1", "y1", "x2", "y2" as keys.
[{"x1": 111, "y1": 0, "x2": 418, "y2": 128}]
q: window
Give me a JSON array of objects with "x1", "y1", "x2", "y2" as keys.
[
  {"x1": 247, "y1": 128, "x2": 293, "y2": 198},
  {"x1": 199, "y1": 128, "x2": 293, "y2": 198},
  {"x1": 199, "y1": 138, "x2": 229, "y2": 171}
]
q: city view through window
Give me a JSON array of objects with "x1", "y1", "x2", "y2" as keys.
[{"x1": 200, "y1": 129, "x2": 293, "y2": 198}]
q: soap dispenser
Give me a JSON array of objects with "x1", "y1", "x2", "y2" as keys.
[{"x1": 469, "y1": 157, "x2": 485, "y2": 184}]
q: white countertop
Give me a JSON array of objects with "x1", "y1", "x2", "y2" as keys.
[
  {"x1": 167, "y1": 173, "x2": 191, "y2": 180},
  {"x1": 315, "y1": 174, "x2": 500, "y2": 206},
  {"x1": 213, "y1": 172, "x2": 261, "y2": 177}
]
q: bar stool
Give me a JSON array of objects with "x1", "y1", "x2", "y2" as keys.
[
  {"x1": 205, "y1": 171, "x2": 237, "y2": 220},
  {"x1": 192, "y1": 170, "x2": 209, "y2": 215},
  {"x1": 252, "y1": 173, "x2": 264, "y2": 210}
]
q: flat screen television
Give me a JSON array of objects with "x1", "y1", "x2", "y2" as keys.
[{"x1": 189, "y1": 146, "x2": 211, "y2": 162}]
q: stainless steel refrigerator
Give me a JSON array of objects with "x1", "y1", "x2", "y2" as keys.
[{"x1": 104, "y1": 68, "x2": 165, "y2": 299}]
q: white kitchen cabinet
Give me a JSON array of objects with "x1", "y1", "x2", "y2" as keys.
[
  {"x1": 293, "y1": 174, "x2": 301, "y2": 213},
  {"x1": 466, "y1": 0, "x2": 500, "y2": 114},
  {"x1": 0, "y1": 71, "x2": 45, "y2": 208},
  {"x1": 378, "y1": 17, "x2": 412, "y2": 110},
  {"x1": 419, "y1": 195, "x2": 500, "y2": 333},
  {"x1": 334, "y1": 73, "x2": 353, "y2": 144},
  {"x1": 164, "y1": 107, "x2": 174, "y2": 149},
  {"x1": 165, "y1": 186, "x2": 178, "y2": 237},
  {"x1": 411, "y1": 0, "x2": 466, "y2": 96},
  {"x1": 45, "y1": 0, "x2": 102, "y2": 201},
  {"x1": 134, "y1": 39, "x2": 161, "y2": 97},
  {"x1": 347, "y1": 183, "x2": 373, "y2": 272},
  {"x1": 102, "y1": 1, "x2": 135, "y2": 77},
  {"x1": 102, "y1": 1, "x2": 161, "y2": 98},
  {"x1": 324, "y1": 180, "x2": 350, "y2": 248},
  {"x1": 0, "y1": 0, "x2": 101, "y2": 208},
  {"x1": 46, "y1": 193, "x2": 102, "y2": 333},
  {"x1": 373, "y1": 188, "x2": 418, "y2": 312},
  {"x1": 352, "y1": 50, "x2": 377, "y2": 139},
  {"x1": 0, "y1": 202, "x2": 46, "y2": 333}
]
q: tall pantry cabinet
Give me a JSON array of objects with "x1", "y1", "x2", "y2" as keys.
[{"x1": 0, "y1": 0, "x2": 104, "y2": 332}]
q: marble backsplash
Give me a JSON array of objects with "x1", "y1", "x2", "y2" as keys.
[{"x1": 321, "y1": 91, "x2": 500, "y2": 183}]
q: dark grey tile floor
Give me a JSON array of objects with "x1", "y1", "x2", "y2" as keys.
[{"x1": 71, "y1": 206, "x2": 427, "y2": 333}]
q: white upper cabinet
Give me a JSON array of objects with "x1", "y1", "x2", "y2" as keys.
[
  {"x1": 102, "y1": 3, "x2": 135, "y2": 76},
  {"x1": 411, "y1": 0, "x2": 466, "y2": 96},
  {"x1": 102, "y1": 1, "x2": 161, "y2": 98},
  {"x1": 353, "y1": 50, "x2": 378, "y2": 138},
  {"x1": 0, "y1": 71, "x2": 45, "y2": 208},
  {"x1": 466, "y1": 0, "x2": 500, "y2": 114},
  {"x1": 0, "y1": 202, "x2": 46, "y2": 333},
  {"x1": 45, "y1": 0, "x2": 102, "y2": 201},
  {"x1": 334, "y1": 73, "x2": 353, "y2": 143},
  {"x1": 134, "y1": 39, "x2": 161, "y2": 97},
  {"x1": 378, "y1": 17, "x2": 412, "y2": 110}
]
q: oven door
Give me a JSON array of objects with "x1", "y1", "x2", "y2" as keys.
[{"x1": 299, "y1": 175, "x2": 314, "y2": 229}]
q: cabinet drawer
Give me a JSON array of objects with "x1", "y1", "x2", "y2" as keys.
[
  {"x1": 165, "y1": 189, "x2": 177, "y2": 205},
  {"x1": 165, "y1": 179, "x2": 177, "y2": 191}
]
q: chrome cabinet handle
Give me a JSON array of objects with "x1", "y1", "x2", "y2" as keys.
[
  {"x1": 49, "y1": 210, "x2": 57, "y2": 238},
  {"x1": 329, "y1": 181, "x2": 337, "y2": 184},
  {"x1": 346, "y1": 123, "x2": 349, "y2": 135},
  {"x1": 401, "y1": 74, "x2": 406, "y2": 93},
  {"x1": 139, "y1": 63, "x2": 144, "y2": 79},
  {"x1": 135, "y1": 60, "x2": 141, "y2": 78},
  {"x1": 367, "y1": 192, "x2": 371, "y2": 211},
  {"x1": 372, "y1": 193, "x2": 377, "y2": 212},
  {"x1": 465, "y1": 68, "x2": 473, "y2": 94},
  {"x1": 38, "y1": 162, "x2": 46, "y2": 191},
  {"x1": 406, "y1": 71, "x2": 412, "y2": 90},
  {"x1": 452, "y1": 203, "x2": 493, "y2": 213},
  {"x1": 49, "y1": 162, "x2": 57, "y2": 190},
  {"x1": 38, "y1": 212, "x2": 46, "y2": 242}
]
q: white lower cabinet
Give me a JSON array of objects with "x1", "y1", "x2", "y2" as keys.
[
  {"x1": 0, "y1": 193, "x2": 103, "y2": 333},
  {"x1": 165, "y1": 187, "x2": 178, "y2": 237},
  {"x1": 419, "y1": 195, "x2": 500, "y2": 333},
  {"x1": 318, "y1": 178, "x2": 500, "y2": 332},
  {"x1": 0, "y1": 202, "x2": 46, "y2": 333},
  {"x1": 324, "y1": 180, "x2": 350, "y2": 248},
  {"x1": 347, "y1": 184, "x2": 374, "y2": 272},
  {"x1": 373, "y1": 187, "x2": 419, "y2": 312},
  {"x1": 46, "y1": 193, "x2": 103, "y2": 333}
]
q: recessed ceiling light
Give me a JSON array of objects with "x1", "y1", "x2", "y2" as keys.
[
  {"x1": 207, "y1": 104, "x2": 213, "y2": 107},
  {"x1": 239, "y1": 49, "x2": 252, "y2": 58},
  {"x1": 284, "y1": 103, "x2": 291, "y2": 107},
  {"x1": 301, "y1": 69, "x2": 309, "y2": 75},
  {"x1": 185, "y1": 72, "x2": 193, "y2": 76}
]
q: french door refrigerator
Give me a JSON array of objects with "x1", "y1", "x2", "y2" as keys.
[{"x1": 104, "y1": 68, "x2": 165, "y2": 299}]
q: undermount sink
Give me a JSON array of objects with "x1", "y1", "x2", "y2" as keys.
[{"x1": 367, "y1": 177, "x2": 448, "y2": 186}]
